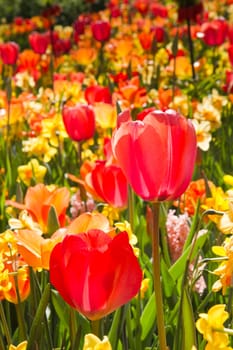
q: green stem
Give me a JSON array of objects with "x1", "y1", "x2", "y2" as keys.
[
  {"x1": 0, "y1": 302, "x2": 11, "y2": 346},
  {"x1": 151, "y1": 202, "x2": 168, "y2": 350},
  {"x1": 69, "y1": 307, "x2": 77, "y2": 350},
  {"x1": 128, "y1": 185, "x2": 135, "y2": 231},
  {"x1": 91, "y1": 319, "x2": 101, "y2": 337}
]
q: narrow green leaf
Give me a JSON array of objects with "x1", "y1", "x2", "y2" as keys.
[
  {"x1": 27, "y1": 283, "x2": 51, "y2": 350},
  {"x1": 161, "y1": 258, "x2": 176, "y2": 298},
  {"x1": 181, "y1": 287, "x2": 197, "y2": 349},
  {"x1": 51, "y1": 290, "x2": 70, "y2": 328},
  {"x1": 140, "y1": 292, "x2": 156, "y2": 341}
]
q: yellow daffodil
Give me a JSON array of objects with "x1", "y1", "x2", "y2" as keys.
[
  {"x1": 9, "y1": 341, "x2": 28, "y2": 350},
  {"x1": 83, "y1": 334, "x2": 112, "y2": 350},
  {"x1": 196, "y1": 304, "x2": 231, "y2": 348},
  {"x1": 212, "y1": 236, "x2": 233, "y2": 294},
  {"x1": 22, "y1": 136, "x2": 57, "y2": 162},
  {"x1": 17, "y1": 158, "x2": 47, "y2": 186},
  {"x1": 224, "y1": 175, "x2": 233, "y2": 188}
]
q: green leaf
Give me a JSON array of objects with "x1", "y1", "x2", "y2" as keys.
[
  {"x1": 51, "y1": 289, "x2": 70, "y2": 328},
  {"x1": 181, "y1": 287, "x2": 197, "y2": 349},
  {"x1": 47, "y1": 205, "x2": 60, "y2": 236},
  {"x1": 140, "y1": 292, "x2": 156, "y2": 341},
  {"x1": 27, "y1": 283, "x2": 51, "y2": 350},
  {"x1": 161, "y1": 258, "x2": 176, "y2": 298}
]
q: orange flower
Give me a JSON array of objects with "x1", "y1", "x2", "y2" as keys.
[
  {"x1": 70, "y1": 47, "x2": 97, "y2": 66},
  {"x1": 14, "y1": 212, "x2": 115, "y2": 269},
  {"x1": 6, "y1": 184, "x2": 70, "y2": 233}
]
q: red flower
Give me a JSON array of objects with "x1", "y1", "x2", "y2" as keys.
[
  {"x1": 0, "y1": 41, "x2": 19, "y2": 65},
  {"x1": 85, "y1": 85, "x2": 112, "y2": 104},
  {"x1": 29, "y1": 31, "x2": 50, "y2": 54},
  {"x1": 91, "y1": 20, "x2": 111, "y2": 42},
  {"x1": 112, "y1": 109, "x2": 197, "y2": 201},
  {"x1": 200, "y1": 18, "x2": 228, "y2": 46},
  {"x1": 50, "y1": 230, "x2": 143, "y2": 320},
  {"x1": 228, "y1": 45, "x2": 233, "y2": 67},
  {"x1": 62, "y1": 104, "x2": 95, "y2": 142},
  {"x1": 177, "y1": 2, "x2": 203, "y2": 23},
  {"x1": 85, "y1": 160, "x2": 128, "y2": 208}
]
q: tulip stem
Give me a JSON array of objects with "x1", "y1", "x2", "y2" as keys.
[
  {"x1": 151, "y1": 201, "x2": 168, "y2": 350},
  {"x1": 91, "y1": 319, "x2": 101, "y2": 337}
]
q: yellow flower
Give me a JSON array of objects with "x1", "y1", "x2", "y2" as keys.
[
  {"x1": 17, "y1": 158, "x2": 47, "y2": 186},
  {"x1": 196, "y1": 304, "x2": 230, "y2": 348},
  {"x1": 22, "y1": 136, "x2": 57, "y2": 162},
  {"x1": 8, "y1": 341, "x2": 28, "y2": 350},
  {"x1": 93, "y1": 103, "x2": 117, "y2": 130},
  {"x1": 83, "y1": 334, "x2": 112, "y2": 350},
  {"x1": 212, "y1": 236, "x2": 233, "y2": 294},
  {"x1": 224, "y1": 175, "x2": 233, "y2": 188}
]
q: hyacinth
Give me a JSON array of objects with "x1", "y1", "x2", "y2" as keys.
[
  {"x1": 70, "y1": 189, "x2": 96, "y2": 218},
  {"x1": 166, "y1": 209, "x2": 190, "y2": 262}
]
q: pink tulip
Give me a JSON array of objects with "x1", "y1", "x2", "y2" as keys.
[{"x1": 112, "y1": 109, "x2": 197, "y2": 201}]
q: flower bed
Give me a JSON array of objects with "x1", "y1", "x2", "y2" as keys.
[{"x1": 1, "y1": 1, "x2": 233, "y2": 349}]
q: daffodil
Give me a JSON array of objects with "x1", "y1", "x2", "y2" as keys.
[
  {"x1": 17, "y1": 158, "x2": 47, "y2": 186},
  {"x1": 191, "y1": 119, "x2": 212, "y2": 152},
  {"x1": 196, "y1": 304, "x2": 231, "y2": 348},
  {"x1": 212, "y1": 236, "x2": 233, "y2": 294},
  {"x1": 8, "y1": 341, "x2": 28, "y2": 350},
  {"x1": 82, "y1": 334, "x2": 112, "y2": 350}
]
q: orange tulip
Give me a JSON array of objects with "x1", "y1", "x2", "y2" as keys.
[{"x1": 6, "y1": 184, "x2": 70, "y2": 233}]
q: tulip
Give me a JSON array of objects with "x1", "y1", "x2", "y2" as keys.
[
  {"x1": 200, "y1": 18, "x2": 228, "y2": 46},
  {"x1": 85, "y1": 160, "x2": 128, "y2": 208},
  {"x1": 29, "y1": 31, "x2": 50, "y2": 54},
  {"x1": 112, "y1": 109, "x2": 197, "y2": 202},
  {"x1": 85, "y1": 85, "x2": 112, "y2": 105},
  {"x1": 62, "y1": 104, "x2": 95, "y2": 142},
  {"x1": 91, "y1": 20, "x2": 111, "y2": 42},
  {"x1": 0, "y1": 41, "x2": 19, "y2": 65},
  {"x1": 49, "y1": 230, "x2": 143, "y2": 320}
]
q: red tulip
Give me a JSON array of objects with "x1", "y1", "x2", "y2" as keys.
[
  {"x1": 228, "y1": 45, "x2": 233, "y2": 67},
  {"x1": 62, "y1": 104, "x2": 95, "y2": 142},
  {"x1": 0, "y1": 41, "x2": 19, "y2": 65},
  {"x1": 112, "y1": 109, "x2": 197, "y2": 201},
  {"x1": 29, "y1": 31, "x2": 50, "y2": 54},
  {"x1": 177, "y1": 2, "x2": 203, "y2": 23},
  {"x1": 91, "y1": 20, "x2": 111, "y2": 42},
  {"x1": 85, "y1": 85, "x2": 112, "y2": 104},
  {"x1": 85, "y1": 160, "x2": 128, "y2": 208},
  {"x1": 50, "y1": 230, "x2": 143, "y2": 320},
  {"x1": 223, "y1": 70, "x2": 233, "y2": 93},
  {"x1": 200, "y1": 18, "x2": 228, "y2": 46}
]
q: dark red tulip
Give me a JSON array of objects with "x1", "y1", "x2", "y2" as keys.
[
  {"x1": 91, "y1": 20, "x2": 111, "y2": 42},
  {"x1": 112, "y1": 109, "x2": 197, "y2": 201},
  {"x1": 200, "y1": 18, "x2": 228, "y2": 46},
  {"x1": 62, "y1": 104, "x2": 95, "y2": 142},
  {"x1": 50, "y1": 230, "x2": 143, "y2": 320},
  {"x1": 29, "y1": 31, "x2": 50, "y2": 55},
  {"x1": 85, "y1": 85, "x2": 112, "y2": 105},
  {"x1": 86, "y1": 160, "x2": 128, "y2": 208},
  {"x1": 0, "y1": 41, "x2": 19, "y2": 65},
  {"x1": 177, "y1": 2, "x2": 203, "y2": 23}
]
